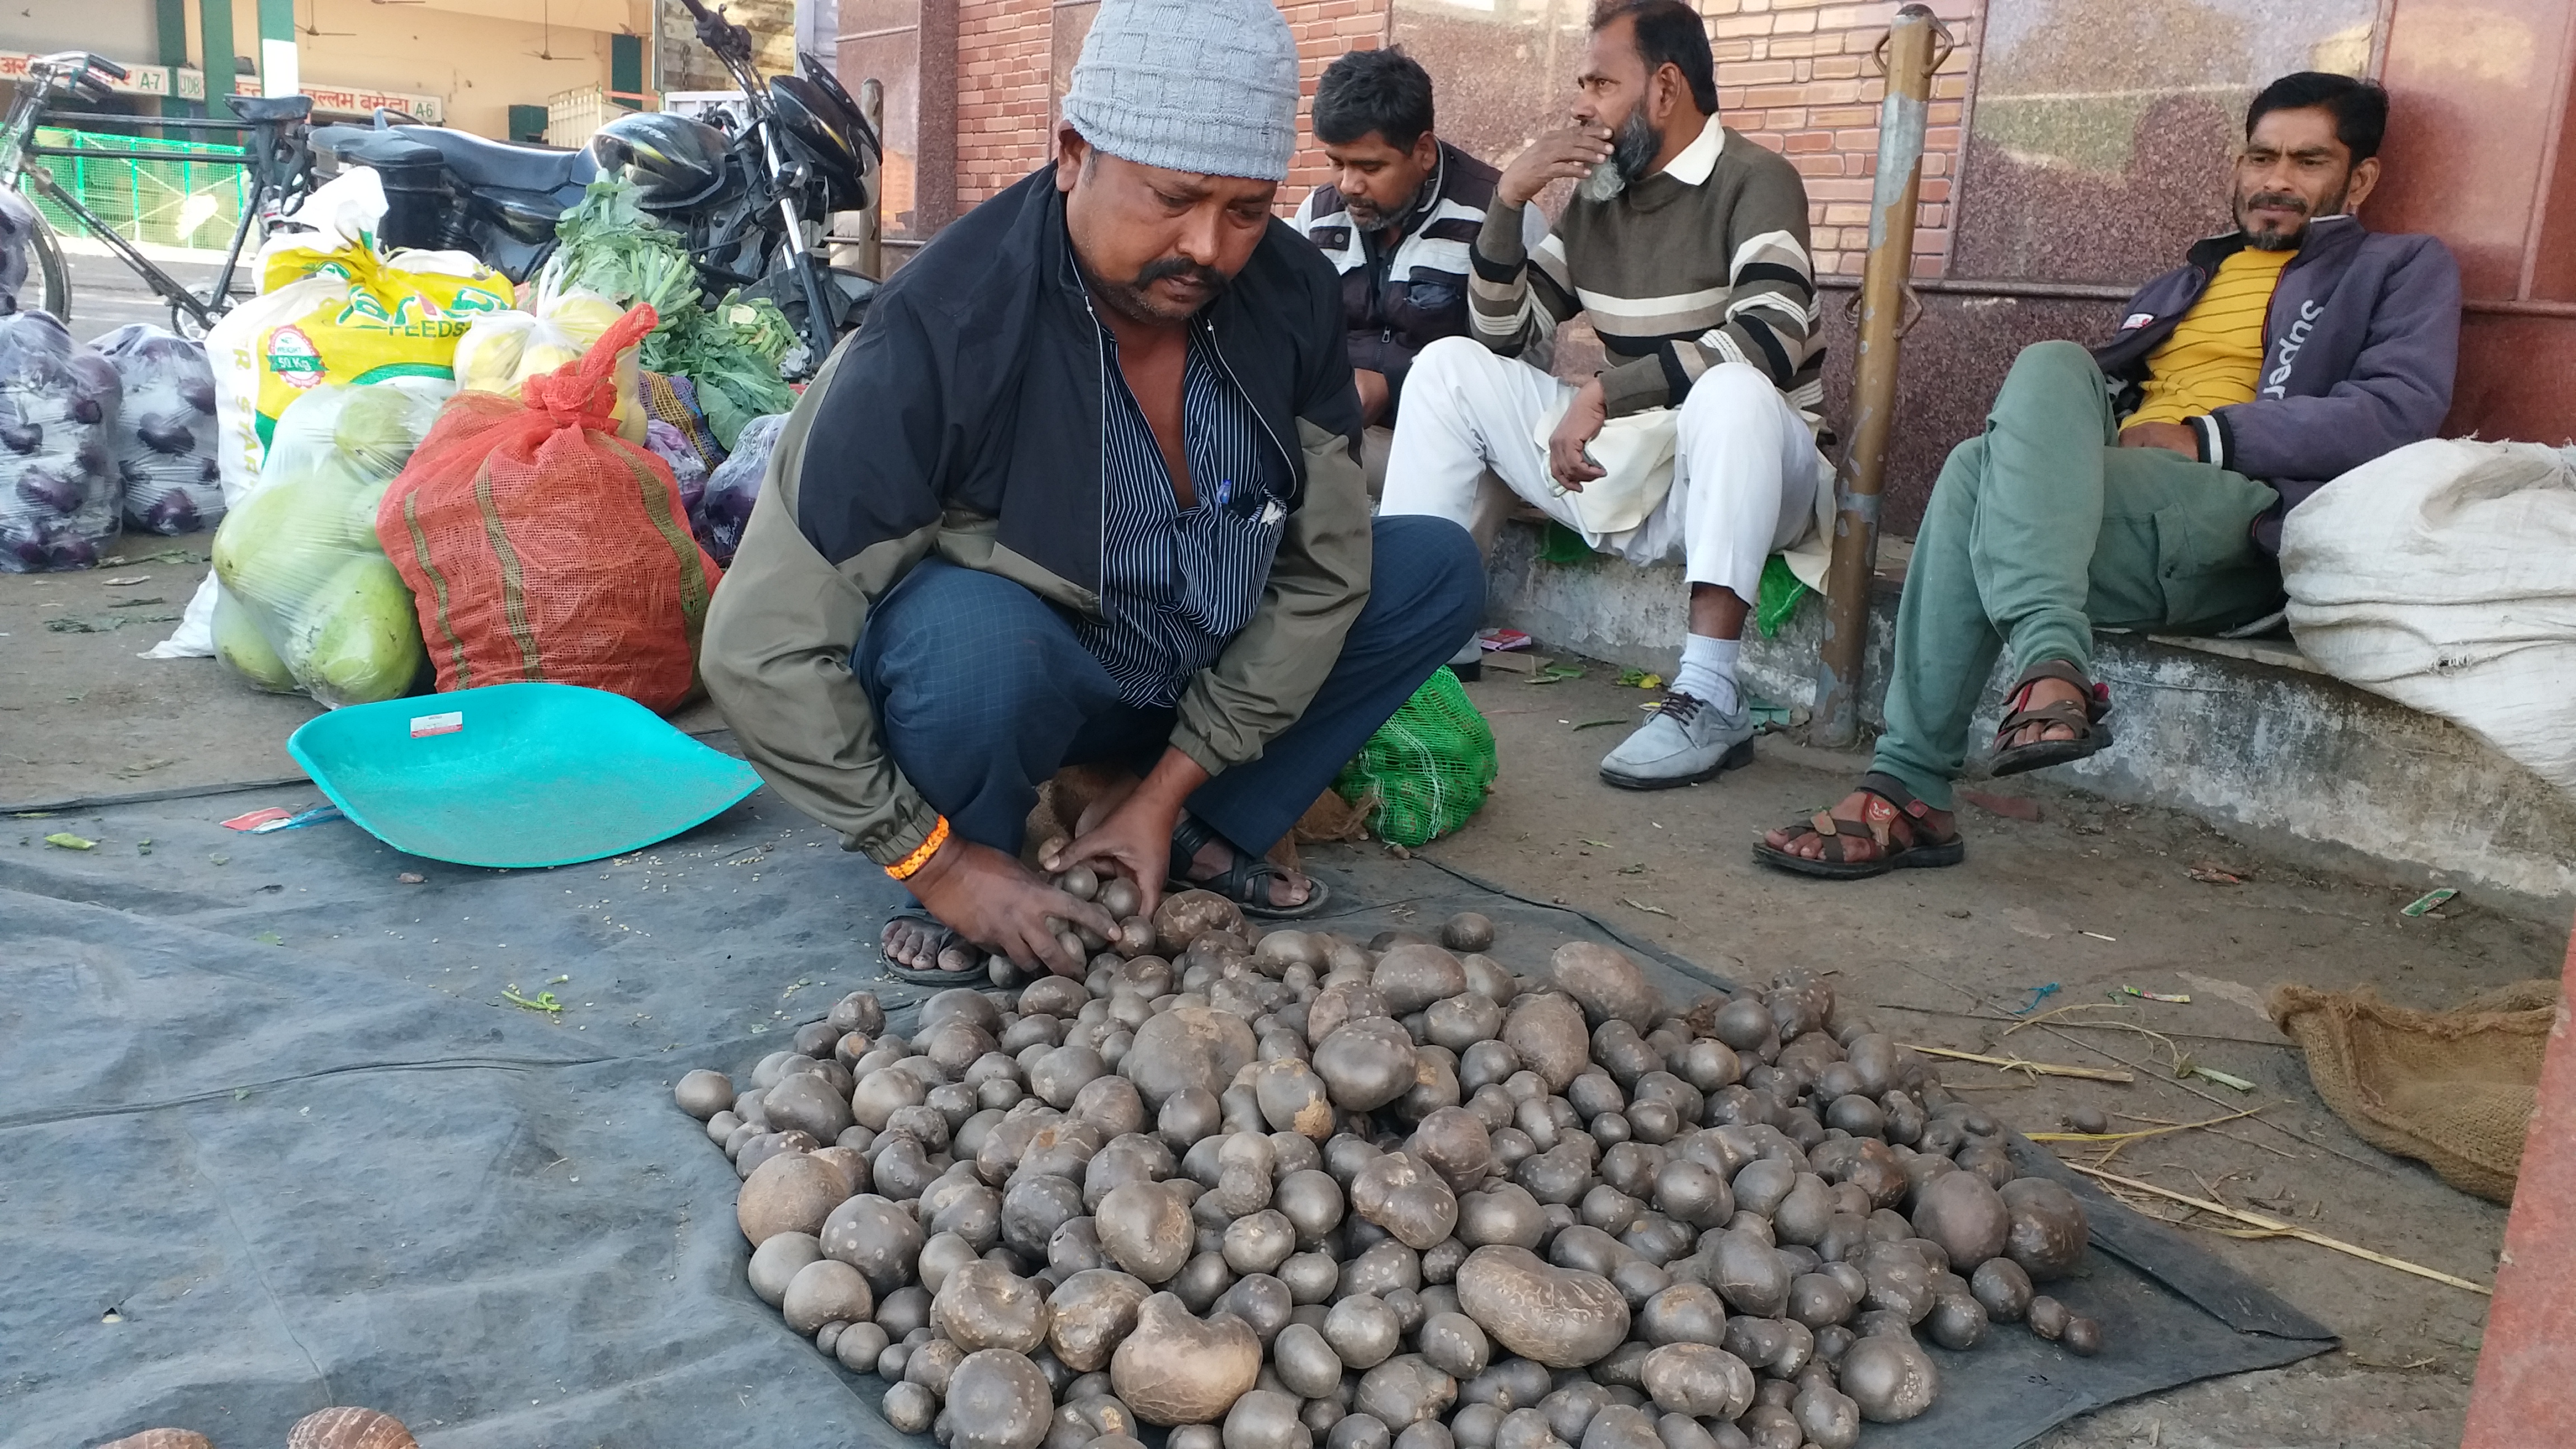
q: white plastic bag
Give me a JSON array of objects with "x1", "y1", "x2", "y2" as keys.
[
  {"x1": 2283, "y1": 437, "x2": 2576, "y2": 796},
  {"x1": 209, "y1": 378, "x2": 450, "y2": 705}
]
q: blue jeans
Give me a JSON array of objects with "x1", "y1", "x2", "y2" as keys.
[{"x1": 854, "y1": 515, "x2": 1484, "y2": 860}]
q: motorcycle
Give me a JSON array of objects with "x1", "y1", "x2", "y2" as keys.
[{"x1": 308, "y1": 0, "x2": 878, "y2": 364}]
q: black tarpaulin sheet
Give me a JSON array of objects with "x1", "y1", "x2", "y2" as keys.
[{"x1": 0, "y1": 781, "x2": 2332, "y2": 1449}]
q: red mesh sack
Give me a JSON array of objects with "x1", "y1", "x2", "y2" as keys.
[{"x1": 377, "y1": 305, "x2": 721, "y2": 712}]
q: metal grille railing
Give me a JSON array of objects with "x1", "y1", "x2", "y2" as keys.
[{"x1": 23, "y1": 126, "x2": 250, "y2": 250}]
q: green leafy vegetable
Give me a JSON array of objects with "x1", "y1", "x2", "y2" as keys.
[
  {"x1": 545, "y1": 178, "x2": 797, "y2": 452},
  {"x1": 43, "y1": 832, "x2": 96, "y2": 850}
]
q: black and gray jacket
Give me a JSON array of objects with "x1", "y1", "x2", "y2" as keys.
[
  {"x1": 1295, "y1": 141, "x2": 1550, "y2": 407},
  {"x1": 2092, "y1": 216, "x2": 2461, "y2": 551},
  {"x1": 702, "y1": 168, "x2": 1371, "y2": 868}
]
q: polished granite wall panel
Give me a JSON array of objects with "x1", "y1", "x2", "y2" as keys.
[
  {"x1": 2373, "y1": 0, "x2": 2576, "y2": 300},
  {"x1": 1389, "y1": 0, "x2": 1593, "y2": 176},
  {"x1": 1815, "y1": 289, "x2": 2127, "y2": 531},
  {"x1": 1952, "y1": 0, "x2": 2378, "y2": 284}
]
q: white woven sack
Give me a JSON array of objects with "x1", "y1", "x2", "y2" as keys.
[{"x1": 2282, "y1": 437, "x2": 2576, "y2": 795}]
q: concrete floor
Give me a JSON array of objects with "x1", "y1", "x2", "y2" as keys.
[{"x1": 4, "y1": 263, "x2": 2560, "y2": 1447}]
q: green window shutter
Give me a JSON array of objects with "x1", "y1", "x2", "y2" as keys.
[
  {"x1": 611, "y1": 34, "x2": 645, "y2": 107},
  {"x1": 507, "y1": 105, "x2": 550, "y2": 143}
]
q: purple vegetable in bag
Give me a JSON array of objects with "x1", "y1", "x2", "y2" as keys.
[
  {"x1": 93, "y1": 323, "x2": 221, "y2": 536},
  {"x1": 0, "y1": 310, "x2": 121, "y2": 569}
]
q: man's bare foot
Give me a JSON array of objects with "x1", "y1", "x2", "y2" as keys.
[
  {"x1": 1762, "y1": 790, "x2": 1957, "y2": 865},
  {"x1": 880, "y1": 915, "x2": 964, "y2": 971},
  {"x1": 1181, "y1": 836, "x2": 1313, "y2": 908},
  {"x1": 2001, "y1": 675, "x2": 2088, "y2": 749}
]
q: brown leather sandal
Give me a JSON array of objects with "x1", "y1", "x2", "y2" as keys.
[
  {"x1": 1990, "y1": 660, "x2": 2112, "y2": 778},
  {"x1": 1753, "y1": 771, "x2": 1966, "y2": 880}
]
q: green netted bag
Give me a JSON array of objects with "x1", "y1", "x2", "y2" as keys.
[{"x1": 1333, "y1": 666, "x2": 1497, "y2": 847}]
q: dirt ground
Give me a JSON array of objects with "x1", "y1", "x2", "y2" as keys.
[
  {"x1": 1434, "y1": 666, "x2": 2561, "y2": 1447},
  {"x1": 3, "y1": 256, "x2": 2562, "y2": 1443},
  {"x1": 7, "y1": 566, "x2": 2559, "y2": 1443}
]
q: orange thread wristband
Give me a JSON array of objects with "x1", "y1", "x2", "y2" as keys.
[{"x1": 884, "y1": 816, "x2": 950, "y2": 882}]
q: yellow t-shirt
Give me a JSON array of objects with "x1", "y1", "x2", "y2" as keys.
[{"x1": 2125, "y1": 245, "x2": 2296, "y2": 427}]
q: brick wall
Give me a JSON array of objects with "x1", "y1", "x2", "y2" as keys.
[
  {"x1": 944, "y1": 0, "x2": 1976, "y2": 272},
  {"x1": 954, "y1": 1, "x2": 1056, "y2": 203},
  {"x1": 1706, "y1": 0, "x2": 1978, "y2": 277},
  {"x1": 951, "y1": 0, "x2": 1393, "y2": 209}
]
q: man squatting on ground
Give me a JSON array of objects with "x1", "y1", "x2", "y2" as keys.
[
  {"x1": 1380, "y1": 0, "x2": 1836, "y2": 790},
  {"x1": 1758, "y1": 72, "x2": 2461, "y2": 878},
  {"x1": 702, "y1": 0, "x2": 1483, "y2": 978}
]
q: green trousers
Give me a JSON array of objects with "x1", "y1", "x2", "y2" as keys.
[{"x1": 1871, "y1": 340, "x2": 2286, "y2": 810}]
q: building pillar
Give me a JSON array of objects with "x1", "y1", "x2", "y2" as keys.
[
  {"x1": 256, "y1": 0, "x2": 299, "y2": 99},
  {"x1": 198, "y1": 0, "x2": 236, "y2": 120}
]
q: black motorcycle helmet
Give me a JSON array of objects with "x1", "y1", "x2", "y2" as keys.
[{"x1": 589, "y1": 111, "x2": 732, "y2": 211}]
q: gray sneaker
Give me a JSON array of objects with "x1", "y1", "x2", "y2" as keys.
[{"x1": 1598, "y1": 690, "x2": 1755, "y2": 790}]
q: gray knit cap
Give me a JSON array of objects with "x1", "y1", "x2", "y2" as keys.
[{"x1": 1061, "y1": 0, "x2": 1301, "y2": 183}]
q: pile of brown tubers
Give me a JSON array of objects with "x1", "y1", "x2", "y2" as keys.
[{"x1": 673, "y1": 892, "x2": 2101, "y2": 1449}]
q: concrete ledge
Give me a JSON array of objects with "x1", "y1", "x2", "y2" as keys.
[{"x1": 1484, "y1": 521, "x2": 2576, "y2": 910}]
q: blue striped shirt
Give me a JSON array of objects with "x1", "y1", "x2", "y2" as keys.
[{"x1": 1077, "y1": 319, "x2": 1294, "y2": 709}]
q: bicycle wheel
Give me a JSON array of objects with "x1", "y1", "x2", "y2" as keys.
[{"x1": 22, "y1": 200, "x2": 70, "y2": 323}]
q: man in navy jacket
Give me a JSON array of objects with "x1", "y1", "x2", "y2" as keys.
[{"x1": 1759, "y1": 71, "x2": 2460, "y2": 879}]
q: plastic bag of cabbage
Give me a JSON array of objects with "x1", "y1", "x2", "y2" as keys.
[
  {"x1": 93, "y1": 324, "x2": 225, "y2": 534},
  {"x1": 210, "y1": 379, "x2": 449, "y2": 705},
  {"x1": 0, "y1": 309, "x2": 123, "y2": 571}
]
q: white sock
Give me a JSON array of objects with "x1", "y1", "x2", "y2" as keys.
[{"x1": 1671, "y1": 634, "x2": 1741, "y2": 714}]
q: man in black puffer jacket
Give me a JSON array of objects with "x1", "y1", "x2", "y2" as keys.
[{"x1": 705, "y1": 0, "x2": 1483, "y2": 977}]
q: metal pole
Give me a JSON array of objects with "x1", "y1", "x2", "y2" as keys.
[
  {"x1": 857, "y1": 77, "x2": 885, "y2": 280},
  {"x1": 1810, "y1": 3, "x2": 1947, "y2": 748}
]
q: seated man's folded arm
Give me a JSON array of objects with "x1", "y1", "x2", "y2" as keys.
[
  {"x1": 1171, "y1": 271, "x2": 1375, "y2": 778},
  {"x1": 2201, "y1": 238, "x2": 2463, "y2": 480},
  {"x1": 700, "y1": 298, "x2": 951, "y2": 868},
  {"x1": 1468, "y1": 200, "x2": 1575, "y2": 359},
  {"x1": 1599, "y1": 164, "x2": 1819, "y2": 419}
]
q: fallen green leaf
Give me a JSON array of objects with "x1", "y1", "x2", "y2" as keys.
[
  {"x1": 11, "y1": 811, "x2": 54, "y2": 818},
  {"x1": 233, "y1": 1088, "x2": 250, "y2": 1101},
  {"x1": 253, "y1": 931, "x2": 284, "y2": 946},
  {"x1": 1570, "y1": 718, "x2": 1626, "y2": 731},
  {"x1": 43, "y1": 832, "x2": 96, "y2": 850},
  {"x1": 503, "y1": 986, "x2": 565, "y2": 1015},
  {"x1": 1614, "y1": 668, "x2": 1665, "y2": 690},
  {"x1": 209, "y1": 853, "x2": 230, "y2": 865},
  {"x1": 1580, "y1": 839, "x2": 1612, "y2": 849},
  {"x1": 1527, "y1": 664, "x2": 1585, "y2": 685}
]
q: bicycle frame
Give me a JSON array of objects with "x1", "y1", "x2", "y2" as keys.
[{"x1": 1, "y1": 55, "x2": 311, "y2": 330}]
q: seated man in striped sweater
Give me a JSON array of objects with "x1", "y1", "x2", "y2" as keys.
[{"x1": 1380, "y1": 0, "x2": 1830, "y2": 790}]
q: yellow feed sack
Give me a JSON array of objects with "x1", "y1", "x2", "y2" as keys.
[{"x1": 245, "y1": 242, "x2": 513, "y2": 452}]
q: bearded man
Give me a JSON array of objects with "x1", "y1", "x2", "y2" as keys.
[
  {"x1": 1759, "y1": 71, "x2": 2461, "y2": 880},
  {"x1": 1379, "y1": 0, "x2": 1832, "y2": 790},
  {"x1": 703, "y1": 0, "x2": 1483, "y2": 977}
]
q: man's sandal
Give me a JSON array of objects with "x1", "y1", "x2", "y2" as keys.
[
  {"x1": 1753, "y1": 771, "x2": 1966, "y2": 880},
  {"x1": 1168, "y1": 815, "x2": 1332, "y2": 920},
  {"x1": 1990, "y1": 660, "x2": 2112, "y2": 778},
  {"x1": 877, "y1": 912, "x2": 989, "y2": 986}
]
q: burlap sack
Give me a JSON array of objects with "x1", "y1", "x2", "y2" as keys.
[{"x1": 2270, "y1": 980, "x2": 2560, "y2": 1203}]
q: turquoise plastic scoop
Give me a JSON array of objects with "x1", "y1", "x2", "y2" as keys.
[{"x1": 287, "y1": 683, "x2": 763, "y2": 868}]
